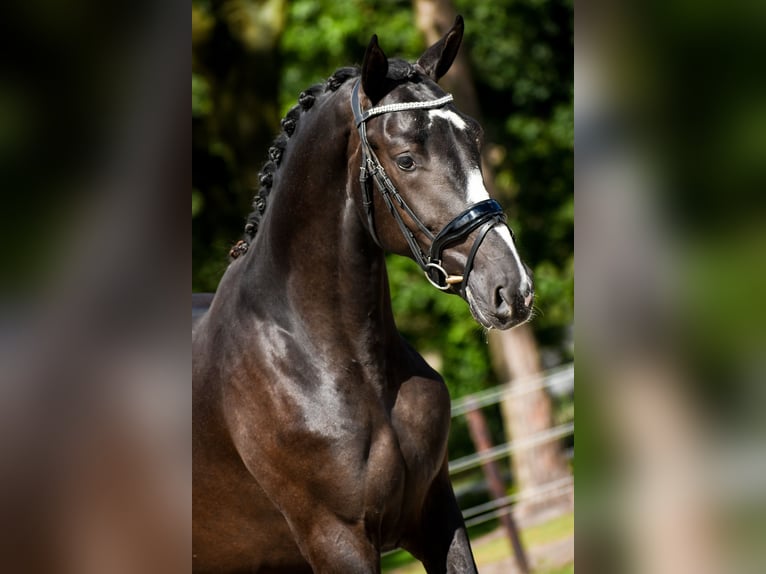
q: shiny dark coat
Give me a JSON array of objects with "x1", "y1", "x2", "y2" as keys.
[{"x1": 193, "y1": 17, "x2": 533, "y2": 573}]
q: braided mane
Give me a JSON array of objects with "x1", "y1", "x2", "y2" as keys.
[{"x1": 231, "y1": 60, "x2": 419, "y2": 259}]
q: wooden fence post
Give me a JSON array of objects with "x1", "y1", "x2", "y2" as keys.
[{"x1": 464, "y1": 401, "x2": 530, "y2": 574}]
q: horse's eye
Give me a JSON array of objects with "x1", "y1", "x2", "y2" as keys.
[{"x1": 396, "y1": 155, "x2": 415, "y2": 171}]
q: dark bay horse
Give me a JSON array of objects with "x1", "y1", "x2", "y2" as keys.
[{"x1": 193, "y1": 16, "x2": 534, "y2": 573}]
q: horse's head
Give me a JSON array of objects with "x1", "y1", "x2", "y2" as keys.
[{"x1": 351, "y1": 16, "x2": 534, "y2": 330}]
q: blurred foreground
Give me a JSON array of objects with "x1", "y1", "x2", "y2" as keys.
[
  {"x1": 0, "y1": 1, "x2": 189, "y2": 572},
  {"x1": 577, "y1": 1, "x2": 766, "y2": 573}
]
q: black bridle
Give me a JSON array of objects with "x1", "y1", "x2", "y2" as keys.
[{"x1": 351, "y1": 80, "x2": 508, "y2": 297}]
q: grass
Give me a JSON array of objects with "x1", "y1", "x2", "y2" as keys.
[
  {"x1": 382, "y1": 511, "x2": 574, "y2": 573},
  {"x1": 522, "y1": 511, "x2": 574, "y2": 547}
]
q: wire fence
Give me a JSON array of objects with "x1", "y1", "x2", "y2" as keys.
[
  {"x1": 449, "y1": 422, "x2": 575, "y2": 475},
  {"x1": 451, "y1": 362, "x2": 574, "y2": 417},
  {"x1": 462, "y1": 475, "x2": 574, "y2": 528},
  {"x1": 450, "y1": 363, "x2": 574, "y2": 528}
]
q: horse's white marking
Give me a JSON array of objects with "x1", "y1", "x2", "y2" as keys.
[
  {"x1": 428, "y1": 108, "x2": 468, "y2": 131},
  {"x1": 495, "y1": 225, "x2": 530, "y2": 289},
  {"x1": 466, "y1": 168, "x2": 491, "y2": 203},
  {"x1": 464, "y1": 169, "x2": 530, "y2": 288}
]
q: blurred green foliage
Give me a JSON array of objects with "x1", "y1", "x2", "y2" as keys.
[
  {"x1": 192, "y1": 1, "x2": 573, "y2": 425},
  {"x1": 280, "y1": 0, "x2": 424, "y2": 114}
]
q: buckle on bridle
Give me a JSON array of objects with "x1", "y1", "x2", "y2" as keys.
[{"x1": 425, "y1": 261, "x2": 464, "y2": 290}]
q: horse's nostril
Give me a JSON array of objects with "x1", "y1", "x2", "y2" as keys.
[{"x1": 494, "y1": 286, "x2": 505, "y2": 309}]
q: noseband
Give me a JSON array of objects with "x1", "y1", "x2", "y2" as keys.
[{"x1": 351, "y1": 80, "x2": 508, "y2": 296}]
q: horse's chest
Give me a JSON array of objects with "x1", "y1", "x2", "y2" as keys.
[
  {"x1": 225, "y1": 359, "x2": 453, "y2": 539},
  {"x1": 347, "y1": 375, "x2": 449, "y2": 538}
]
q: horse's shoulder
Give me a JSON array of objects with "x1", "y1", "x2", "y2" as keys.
[{"x1": 391, "y1": 338, "x2": 451, "y2": 423}]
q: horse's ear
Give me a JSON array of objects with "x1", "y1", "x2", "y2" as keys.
[
  {"x1": 416, "y1": 15, "x2": 464, "y2": 82},
  {"x1": 362, "y1": 34, "x2": 389, "y2": 104}
]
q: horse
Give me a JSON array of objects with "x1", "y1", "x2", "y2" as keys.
[{"x1": 193, "y1": 16, "x2": 534, "y2": 573}]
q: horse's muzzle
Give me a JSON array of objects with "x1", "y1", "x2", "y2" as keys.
[
  {"x1": 463, "y1": 230, "x2": 534, "y2": 330},
  {"x1": 491, "y1": 275, "x2": 534, "y2": 329}
]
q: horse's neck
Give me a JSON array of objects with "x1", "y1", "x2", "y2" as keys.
[
  {"x1": 234, "y1": 218, "x2": 399, "y2": 373},
  {"x1": 228, "y1": 86, "x2": 400, "y2": 363}
]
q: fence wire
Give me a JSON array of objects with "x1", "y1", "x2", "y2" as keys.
[
  {"x1": 450, "y1": 362, "x2": 574, "y2": 417},
  {"x1": 450, "y1": 363, "x2": 574, "y2": 525},
  {"x1": 448, "y1": 422, "x2": 574, "y2": 474}
]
